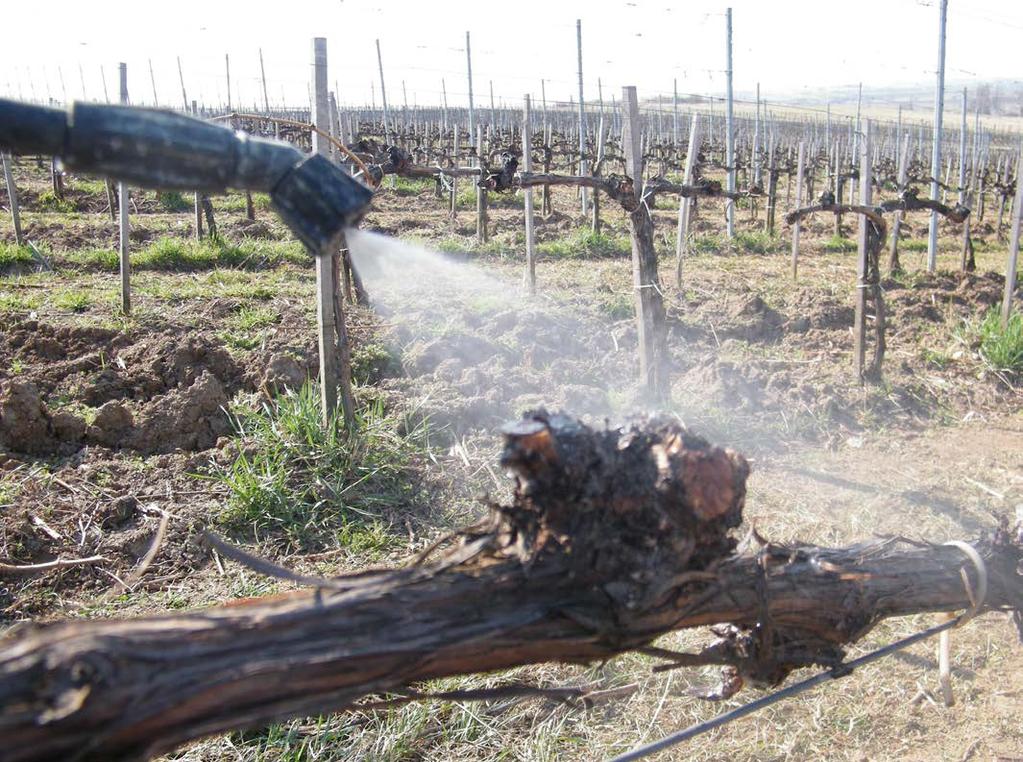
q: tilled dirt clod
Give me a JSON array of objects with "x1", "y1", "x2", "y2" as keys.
[{"x1": 1, "y1": 321, "x2": 277, "y2": 455}]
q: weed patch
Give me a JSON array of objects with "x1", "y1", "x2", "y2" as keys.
[
  {"x1": 538, "y1": 228, "x2": 629, "y2": 259},
  {"x1": 823, "y1": 235, "x2": 857, "y2": 253},
  {"x1": 214, "y1": 384, "x2": 424, "y2": 549},
  {"x1": 0, "y1": 243, "x2": 36, "y2": 271},
  {"x1": 979, "y1": 308, "x2": 1023, "y2": 374},
  {"x1": 52, "y1": 289, "x2": 92, "y2": 312},
  {"x1": 126, "y1": 237, "x2": 307, "y2": 271},
  {"x1": 36, "y1": 190, "x2": 75, "y2": 213},
  {"x1": 156, "y1": 190, "x2": 191, "y2": 212}
]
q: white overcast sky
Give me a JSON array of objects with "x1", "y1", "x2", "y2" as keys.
[{"x1": 1, "y1": 0, "x2": 1020, "y2": 112}]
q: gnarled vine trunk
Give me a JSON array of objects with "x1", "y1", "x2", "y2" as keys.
[{"x1": 1, "y1": 412, "x2": 1020, "y2": 762}]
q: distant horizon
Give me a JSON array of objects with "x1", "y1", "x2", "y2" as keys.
[{"x1": 2, "y1": 0, "x2": 1021, "y2": 126}]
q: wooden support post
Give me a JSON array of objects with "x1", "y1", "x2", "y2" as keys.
[
  {"x1": 591, "y1": 115, "x2": 606, "y2": 233},
  {"x1": 148, "y1": 59, "x2": 159, "y2": 106},
  {"x1": 194, "y1": 192, "x2": 203, "y2": 240},
  {"x1": 853, "y1": 121, "x2": 873, "y2": 380},
  {"x1": 765, "y1": 133, "x2": 778, "y2": 234},
  {"x1": 927, "y1": 0, "x2": 948, "y2": 272},
  {"x1": 328, "y1": 92, "x2": 341, "y2": 161},
  {"x1": 834, "y1": 140, "x2": 844, "y2": 236},
  {"x1": 1, "y1": 152, "x2": 24, "y2": 245},
  {"x1": 1002, "y1": 142, "x2": 1023, "y2": 327},
  {"x1": 997, "y1": 159, "x2": 1009, "y2": 241},
  {"x1": 522, "y1": 95, "x2": 536, "y2": 295},
  {"x1": 476, "y1": 126, "x2": 488, "y2": 243},
  {"x1": 977, "y1": 152, "x2": 987, "y2": 222},
  {"x1": 826, "y1": 101, "x2": 832, "y2": 152},
  {"x1": 332, "y1": 234, "x2": 357, "y2": 433},
  {"x1": 488, "y1": 80, "x2": 495, "y2": 131},
  {"x1": 450, "y1": 124, "x2": 459, "y2": 218},
  {"x1": 375, "y1": 39, "x2": 391, "y2": 143},
  {"x1": 117, "y1": 63, "x2": 131, "y2": 316},
  {"x1": 751, "y1": 82, "x2": 761, "y2": 223},
  {"x1": 791, "y1": 141, "x2": 805, "y2": 280},
  {"x1": 441, "y1": 79, "x2": 449, "y2": 132},
  {"x1": 889, "y1": 132, "x2": 911, "y2": 273},
  {"x1": 541, "y1": 79, "x2": 548, "y2": 138},
  {"x1": 104, "y1": 180, "x2": 117, "y2": 221},
  {"x1": 101, "y1": 65, "x2": 109, "y2": 103},
  {"x1": 576, "y1": 19, "x2": 588, "y2": 216},
  {"x1": 259, "y1": 48, "x2": 270, "y2": 113},
  {"x1": 851, "y1": 83, "x2": 862, "y2": 204},
  {"x1": 672, "y1": 79, "x2": 679, "y2": 145},
  {"x1": 959, "y1": 88, "x2": 972, "y2": 272},
  {"x1": 465, "y1": 31, "x2": 475, "y2": 142},
  {"x1": 622, "y1": 86, "x2": 669, "y2": 401},
  {"x1": 311, "y1": 38, "x2": 353, "y2": 429},
  {"x1": 724, "y1": 8, "x2": 736, "y2": 239},
  {"x1": 224, "y1": 53, "x2": 232, "y2": 111},
  {"x1": 176, "y1": 56, "x2": 188, "y2": 111},
  {"x1": 675, "y1": 113, "x2": 702, "y2": 288}
]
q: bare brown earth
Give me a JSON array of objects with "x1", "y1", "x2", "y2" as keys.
[{"x1": 0, "y1": 158, "x2": 1021, "y2": 760}]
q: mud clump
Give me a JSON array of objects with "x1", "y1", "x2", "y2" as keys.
[
  {"x1": 721, "y1": 294, "x2": 786, "y2": 341},
  {"x1": 78, "y1": 373, "x2": 232, "y2": 454},
  {"x1": 404, "y1": 332, "x2": 508, "y2": 375},
  {"x1": 0, "y1": 381, "x2": 93, "y2": 455},
  {"x1": 128, "y1": 372, "x2": 231, "y2": 453},
  {"x1": 785, "y1": 293, "x2": 855, "y2": 333},
  {"x1": 0, "y1": 382, "x2": 59, "y2": 455},
  {"x1": 51, "y1": 411, "x2": 86, "y2": 444},
  {"x1": 259, "y1": 352, "x2": 310, "y2": 398},
  {"x1": 82, "y1": 334, "x2": 241, "y2": 407},
  {"x1": 0, "y1": 323, "x2": 267, "y2": 455},
  {"x1": 681, "y1": 360, "x2": 766, "y2": 411},
  {"x1": 87, "y1": 402, "x2": 134, "y2": 447}
]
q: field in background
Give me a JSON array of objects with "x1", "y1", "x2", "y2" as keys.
[{"x1": 1, "y1": 158, "x2": 1022, "y2": 761}]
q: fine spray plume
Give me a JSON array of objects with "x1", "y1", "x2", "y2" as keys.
[{"x1": 346, "y1": 229, "x2": 641, "y2": 435}]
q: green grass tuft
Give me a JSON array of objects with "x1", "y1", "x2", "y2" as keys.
[
  {"x1": 0, "y1": 242, "x2": 37, "y2": 270},
  {"x1": 213, "y1": 384, "x2": 425, "y2": 549},
  {"x1": 733, "y1": 230, "x2": 782, "y2": 254},
  {"x1": 53, "y1": 289, "x2": 92, "y2": 312},
  {"x1": 823, "y1": 235, "x2": 857, "y2": 253},
  {"x1": 351, "y1": 342, "x2": 397, "y2": 385},
  {"x1": 156, "y1": 190, "x2": 192, "y2": 212},
  {"x1": 979, "y1": 308, "x2": 1023, "y2": 374},
  {"x1": 389, "y1": 176, "x2": 436, "y2": 196},
  {"x1": 64, "y1": 248, "x2": 120, "y2": 270},
  {"x1": 597, "y1": 292, "x2": 633, "y2": 321},
  {"x1": 690, "y1": 234, "x2": 726, "y2": 253},
  {"x1": 70, "y1": 177, "x2": 109, "y2": 197},
  {"x1": 230, "y1": 305, "x2": 279, "y2": 331},
  {"x1": 0, "y1": 292, "x2": 41, "y2": 312},
  {"x1": 36, "y1": 189, "x2": 76, "y2": 213},
  {"x1": 126, "y1": 237, "x2": 307, "y2": 272},
  {"x1": 537, "y1": 227, "x2": 629, "y2": 259}
]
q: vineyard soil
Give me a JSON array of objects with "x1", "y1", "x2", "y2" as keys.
[{"x1": 1, "y1": 160, "x2": 1021, "y2": 761}]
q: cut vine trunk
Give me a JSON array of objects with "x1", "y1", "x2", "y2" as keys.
[{"x1": 1, "y1": 412, "x2": 1021, "y2": 762}]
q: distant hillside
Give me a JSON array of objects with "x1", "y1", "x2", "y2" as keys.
[{"x1": 763, "y1": 79, "x2": 1023, "y2": 119}]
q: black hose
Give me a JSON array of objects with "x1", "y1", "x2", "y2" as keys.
[{"x1": 0, "y1": 98, "x2": 373, "y2": 254}]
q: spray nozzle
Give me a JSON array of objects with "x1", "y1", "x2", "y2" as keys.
[{"x1": 0, "y1": 98, "x2": 375, "y2": 256}]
